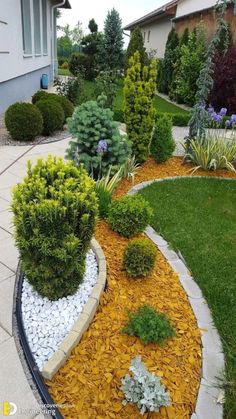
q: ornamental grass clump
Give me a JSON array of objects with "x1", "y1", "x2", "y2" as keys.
[
  {"x1": 123, "y1": 305, "x2": 176, "y2": 345},
  {"x1": 123, "y1": 238, "x2": 156, "y2": 278},
  {"x1": 184, "y1": 105, "x2": 236, "y2": 172},
  {"x1": 12, "y1": 156, "x2": 98, "y2": 300},
  {"x1": 121, "y1": 356, "x2": 171, "y2": 415},
  {"x1": 108, "y1": 195, "x2": 152, "y2": 238},
  {"x1": 66, "y1": 94, "x2": 132, "y2": 179},
  {"x1": 95, "y1": 167, "x2": 122, "y2": 218}
]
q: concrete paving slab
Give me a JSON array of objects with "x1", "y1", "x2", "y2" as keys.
[
  {"x1": 0, "y1": 171, "x2": 21, "y2": 189},
  {"x1": 0, "y1": 226, "x2": 12, "y2": 242},
  {"x1": 0, "y1": 187, "x2": 13, "y2": 202},
  {"x1": 8, "y1": 161, "x2": 28, "y2": 179},
  {"x1": 0, "y1": 210, "x2": 14, "y2": 234},
  {"x1": 0, "y1": 197, "x2": 10, "y2": 212},
  {"x1": 0, "y1": 158, "x2": 15, "y2": 174},
  {"x1": 0, "y1": 337, "x2": 40, "y2": 418},
  {"x1": 0, "y1": 325, "x2": 11, "y2": 344},
  {"x1": 0, "y1": 276, "x2": 15, "y2": 335},
  {"x1": 0, "y1": 263, "x2": 14, "y2": 282},
  {"x1": 0, "y1": 237, "x2": 19, "y2": 272}
]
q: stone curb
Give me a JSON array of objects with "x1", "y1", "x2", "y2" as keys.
[
  {"x1": 128, "y1": 177, "x2": 226, "y2": 419},
  {"x1": 42, "y1": 238, "x2": 106, "y2": 380}
]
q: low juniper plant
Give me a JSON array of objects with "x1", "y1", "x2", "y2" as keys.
[{"x1": 121, "y1": 356, "x2": 171, "y2": 415}]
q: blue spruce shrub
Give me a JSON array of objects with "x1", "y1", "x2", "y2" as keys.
[{"x1": 66, "y1": 94, "x2": 132, "y2": 178}]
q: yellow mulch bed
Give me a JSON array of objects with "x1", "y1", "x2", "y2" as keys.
[{"x1": 47, "y1": 157, "x2": 236, "y2": 418}]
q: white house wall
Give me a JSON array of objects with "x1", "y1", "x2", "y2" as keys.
[
  {"x1": 176, "y1": 0, "x2": 217, "y2": 18},
  {"x1": 141, "y1": 17, "x2": 172, "y2": 58},
  {"x1": 0, "y1": 0, "x2": 52, "y2": 84}
]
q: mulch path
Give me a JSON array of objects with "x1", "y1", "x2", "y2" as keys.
[{"x1": 46, "y1": 157, "x2": 236, "y2": 418}]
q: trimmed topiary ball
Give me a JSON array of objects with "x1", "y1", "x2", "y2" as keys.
[
  {"x1": 108, "y1": 195, "x2": 152, "y2": 238},
  {"x1": 32, "y1": 90, "x2": 49, "y2": 104},
  {"x1": 123, "y1": 238, "x2": 157, "y2": 277},
  {"x1": 151, "y1": 114, "x2": 175, "y2": 163},
  {"x1": 57, "y1": 96, "x2": 74, "y2": 120},
  {"x1": 36, "y1": 99, "x2": 64, "y2": 135},
  {"x1": 11, "y1": 156, "x2": 98, "y2": 300},
  {"x1": 5, "y1": 102, "x2": 43, "y2": 142}
]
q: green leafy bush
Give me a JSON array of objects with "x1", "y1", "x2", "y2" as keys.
[
  {"x1": 36, "y1": 100, "x2": 64, "y2": 135},
  {"x1": 5, "y1": 103, "x2": 43, "y2": 142},
  {"x1": 123, "y1": 305, "x2": 175, "y2": 345},
  {"x1": 175, "y1": 26, "x2": 206, "y2": 106},
  {"x1": 123, "y1": 238, "x2": 156, "y2": 277},
  {"x1": 69, "y1": 52, "x2": 93, "y2": 79},
  {"x1": 158, "y1": 28, "x2": 179, "y2": 95},
  {"x1": 12, "y1": 156, "x2": 98, "y2": 300},
  {"x1": 151, "y1": 114, "x2": 175, "y2": 163},
  {"x1": 124, "y1": 51, "x2": 157, "y2": 163},
  {"x1": 32, "y1": 90, "x2": 48, "y2": 104},
  {"x1": 66, "y1": 94, "x2": 131, "y2": 178},
  {"x1": 108, "y1": 195, "x2": 152, "y2": 238},
  {"x1": 94, "y1": 70, "x2": 119, "y2": 108},
  {"x1": 121, "y1": 356, "x2": 171, "y2": 415},
  {"x1": 113, "y1": 108, "x2": 124, "y2": 122},
  {"x1": 54, "y1": 75, "x2": 83, "y2": 104}
]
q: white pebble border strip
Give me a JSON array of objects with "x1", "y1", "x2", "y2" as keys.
[
  {"x1": 22, "y1": 249, "x2": 98, "y2": 371},
  {"x1": 40, "y1": 238, "x2": 106, "y2": 380},
  {"x1": 128, "y1": 176, "x2": 229, "y2": 419}
]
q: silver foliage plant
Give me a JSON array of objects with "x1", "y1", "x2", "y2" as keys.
[{"x1": 121, "y1": 356, "x2": 171, "y2": 415}]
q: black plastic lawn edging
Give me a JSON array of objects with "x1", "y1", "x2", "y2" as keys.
[{"x1": 15, "y1": 268, "x2": 64, "y2": 419}]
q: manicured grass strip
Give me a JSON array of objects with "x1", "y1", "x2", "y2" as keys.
[
  {"x1": 154, "y1": 95, "x2": 189, "y2": 115},
  {"x1": 140, "y1": 177, "x2": 236, "y2": 419},
  {"x1": 58, "y1": 68, "x2": 72, "y2": 76}
]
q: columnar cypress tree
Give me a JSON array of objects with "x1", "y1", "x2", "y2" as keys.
[
  {"x1": 188, "y1": 0, "x2": 231, "y2": 142},
  {"x1": 124, "y1": 51, "x2": 157, "y2": 163},
  {"x1": 101, "y1": 8, "x2": 124, "y2": 70},
  {"x1": 170, "y1": 27, "x2": 189, "y2": 99},
  {"x1": 158, "y1": 28, "x2": 179, "y2": 94},
  {"x1": 125, "y1": 26, "x2": 148, "y2": 71}
]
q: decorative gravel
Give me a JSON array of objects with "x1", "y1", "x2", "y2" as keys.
[{"x1": 21, "y1": 250, "x2": 98, "y2": 371}]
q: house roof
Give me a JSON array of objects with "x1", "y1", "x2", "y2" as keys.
[
  {"x1": 59, "y1": 0, "x2": 71, "y2": 9},
  {"x1": 123, "y1": 0, "x2": 178, "y2": 30}
]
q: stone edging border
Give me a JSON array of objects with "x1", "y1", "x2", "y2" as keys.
[
  {"x1": 128, "y1": 176, "x2": 227, "y2": 419},
  {"x1": 42, "y1": 238, "x2": 106, "y2": 380}
]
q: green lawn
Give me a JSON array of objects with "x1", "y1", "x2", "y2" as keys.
[
  {"x1": 113, "y1": 83, "x2": 188, "y2": 115},
  {"x1": 58, "y1": 68, "x2": 72, "y2": 76},
  {"x1": 139, "y1": 177, "x2": 236, "y2": 419}
]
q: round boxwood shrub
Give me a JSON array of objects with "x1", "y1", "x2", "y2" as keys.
[
  {"x1": 123, "y1": 238, "x2": 157, "y2": 278},
  {"x1": 5, "y1": 102, "x2": 43, "y2": 142},
  {"x1": 36, "y1": 99, "x2": 64, "y2": 135},
  {"x1": 58, "y1": 96, "x2": 74, "y2": 120},
  {"x1": 12, "y1": 156, "x2": 98, "y2": 300},
  {"x1": 108, "y1": 195, "x2": 152, "y2": 238},
  {"x1": 36, "y1": 93, "x2": 74, "y2": 121},
  {"x1": 32, "y1": 90, "x2": 48, "y2": 104}
]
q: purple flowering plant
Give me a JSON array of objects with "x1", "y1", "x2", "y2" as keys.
[{"x1": 97, "y1": 139, "x2": 108, "y2": 154}]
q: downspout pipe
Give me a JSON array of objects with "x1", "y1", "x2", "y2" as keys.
[{"x1": 51, "y1": 0, "x2": 66, "y2": 80}]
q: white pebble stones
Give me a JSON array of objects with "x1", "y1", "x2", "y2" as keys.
[{"x1": 21, "y1": 249, "x2": 98, "y2": 371}]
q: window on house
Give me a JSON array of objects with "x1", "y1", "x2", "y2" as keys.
[
  {"x1": 143, "y1": 31, "x2": 146, "y2": 42},
  {"x1": 148, "y1": 30, "x2": 151, "y2": 42},
  {"x1": 33, "y1": 0, "x2": 41, "y2": 55},
  {"x1": 21, "y1": 0, "x2": 32, "y2": 55},
  {"x1": 42, "y1": 0, "x2": 48, "y2": 54}
]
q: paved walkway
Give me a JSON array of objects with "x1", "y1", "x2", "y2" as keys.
[{"x1": 0, "y1": 138, "x2": 70, "y2": 418}]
